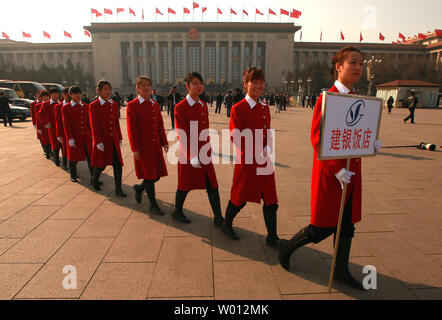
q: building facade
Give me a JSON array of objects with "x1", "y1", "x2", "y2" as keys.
[{"x1": 84, "y1": 22, "x2": 299, "y2": 92}]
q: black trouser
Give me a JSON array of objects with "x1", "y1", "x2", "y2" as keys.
[
  {"x1": 305, "y1": 193, "x2": 355, "y2": 244},
  {"x1": 227, "y1": 107, "x2": 232, "y2": 117},
  {"x1": 215, "y1": 103, "x2": 222, "y2": 114},
  {"x1": 69, "y1": 144, "x2": 93, "y2": 180},
  {"x1": 170, "y1": 105, "x2": 175, "y2": 129},
  {"x1": 1, "y1": 111, "x2": 12, "y2": 126},
  {"x1": 95, "y1": 144, "x2": 123, "y2": 190},
  {"x1": 404, "y1": 107, "x2": 415, "y2": 123}
]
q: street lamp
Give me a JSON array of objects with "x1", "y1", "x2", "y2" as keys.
[
  {"x1": 290, "y1": 80, "x2": 295, "y2": 95},
  {"x1": 62, "y1": 78, "x2": 67, "y2": 87},
  {"x1": 297, "y1": 78, "x2": 303, "y2": 106},
  {"x1": 364, "y1": 56, "x2": 382, "y2": 96},
  {"x1": 283, "y1": 80, "x2": 288, "y2": 93},
  {"x1": 307, "y1": 76, "x2": 312, "y2": 97}
]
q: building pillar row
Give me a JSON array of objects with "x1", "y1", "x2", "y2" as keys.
[
  {"x1": 130, "y1": 41, "x2": 136, "y2": 85},
  {"x1": 201, "y1": 41, "x2": 206, "y2": 80},
  {"x1": 154, "y1": 41, "x2": 161, "y2": 85},
  {"x1": 168, "y1": 41, "x2": 173, "y2": 84},
  {"x1": 240, "y1": 41, "x2": 245, "y2": 75},
  {"x1": 227, "y1": 41, "x2": 232, "y2": 84},
  {"x1": 253, "y1": 41, "x2": 257, "y2": 66},
  {"x1": 215, "y1": 41, "x2": 220, "y2": 83}
]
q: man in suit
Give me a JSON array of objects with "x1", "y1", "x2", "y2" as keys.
[
  {"x1": 215, "y1": 92, "x2": 223, "y2": 114},
  {"x1": 167, "y1": 87, "x2": 181, "y2": 129},
  {"x1": 224, "y1": 91, "x2": 233, "y2": 117},
  {"x1": 0, "y1": 91, "x2": 12, "y2": 127}
]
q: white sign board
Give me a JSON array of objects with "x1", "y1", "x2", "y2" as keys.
[{"x1": 318, "y1": 91, "x2": 382, "y2": 160}]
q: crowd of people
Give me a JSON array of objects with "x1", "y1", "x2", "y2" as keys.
[{"x1": 26, "y1": 46, "x2": 386, "y2": 291}]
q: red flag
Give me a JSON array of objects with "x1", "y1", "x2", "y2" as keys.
[
  {"x1": 243, "y1": 9, "x2": 248, "y2": 16},
  {"x1": 320, "y1": 30, "x2": 322, "y2": 41},
  {"x1": 184, "y1": 7, "x2": 190, "y2": 14},
  {"x1": 399, "y1": 32, "x2": 406, "y2": 40},
  {"x1": 84, "y1": 30, "x2": 91, "y2": 37},
  {"x1": 91, "y1": 8, "x2": 97, "y2": 14},
  {"x1": 217, "y1": 8, "x2": 223, "y2": 15},
  {"x1": 2, "y1": 32, "x2": 10, "y2": 40},
  {"x1": 231, "y1": 8, "x2": 237, "y2": 15},
  {"x1": 340, "y1": 31, "x2": 345, "y2": 40},
  {"x1": 168, "y1": 8, "x2": 176, "y2": 15},
  {"x1": 23, "y1": 32, "x2": 31, "y2": 38},
  {"x1": 300, "y1": 31, "x2": 302, "y2": 42},
  {"x1": 269, "y1": 9, "x2": 276, "y2": 16},
  {"x1": 142, "y1": 8, "x2": 144, "y2": 20},
  {"x1": 291, "y1": 9, "x2": 302, "y2": 18},
  {"x1": 104, "y1": 8, "x2": 112, "y2": 15},
  {"x1": 202, "y1": 7, "x2": 207, "y2": 13},
  {"x1": 281, "y1": 9, "x2": 289, "y2": 16},
  {"x1": 379, "y1": 32, "x2": 385, "y2": 41},
  {"x1": 418, "y1": 33, "x2": 426, "y2": 40},
  {"x1": 360, "y1": 32, "x2": 363, "y2": 42},
  {"x1": 43, "y1": 31, "x2": 51, "y2": 39},
  {"x1": 256, "y1": 8, "x2": 264, "y2": 15},
  {"x1": 64, "y1": 31, "x2": 72, "y2": 38},
  {"x1": 129, "y1": 8, "x2": 136, "y2": 16},
  {"x1": 156, "y1": 8, "x2": 163, "y2": 15},
  {"x1": 117, "y1": 8, "x2": 124, "y2": 14},
  {"x1": 193, "y1": 2, "x2": 199, "y2": 9},
  {"x1": 95, "y1": 10, "x2": 103, "y2": 17}
]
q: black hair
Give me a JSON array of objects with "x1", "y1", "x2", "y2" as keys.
[
  {"x1": 68, "y1": 86, "x2": 82, "y2": 95},
  {"x1": 62, "y1": 87, "x2": 69, "y2": 94},
  {"x1": 97, "y1": 80, "x2": 112, "y2": 90},
  {"x1": 49, "y1": 88, "x2": 59, "y2": 95},
  {"x1": 185, "y1": 72, "x2": 204, "y2": 85}
]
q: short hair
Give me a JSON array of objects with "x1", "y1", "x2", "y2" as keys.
[
  {"x1": 243, "y1": 67, "x2": 266, "y2": 84},
  {"x1": 49, "y1": 88, "x2": 59, "y2": 95},
  {"x1": 62, "y1": 87, "x2": 69, "y2": 94},
  {"x1": 331, "y1": 46, "x2": 364, "y2": 79},
  {"x1": 136, "y1": 76, "x2": 152, "y2": 87},
  {"x1": 185, "y1": 72, "x2": 204, "y2": 85},
  {"x1": 0, "y1": 91, "x2": 4, "y2": 96},
  {"x1": 68, "y1": 86, "x2": 82, "y2": 95},
  {"x1": 40, "y1": 90, "x2": 50, "y2": 97},
  {"x1": 97, "y1": 80, "x2": 112, "y2": 91}
]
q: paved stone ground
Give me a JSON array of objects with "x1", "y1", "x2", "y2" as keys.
[{"x1": 0, "y1": 105, "x2": 441, "y2": 300}]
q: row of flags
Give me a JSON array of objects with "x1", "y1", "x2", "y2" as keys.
[
  {"x1": 91, "y1": 6, "x2": 302, "y2": 19},
  {"x1": 1, "y1": 30, "x2": 91, "y2": 40},
  {"x1": 304, "y1": 30, "x2": 412, "y2": 43}
]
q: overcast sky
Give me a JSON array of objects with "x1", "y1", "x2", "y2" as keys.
[{"x1": 1, "y1": 0, "x2": 440, "y2": 43}]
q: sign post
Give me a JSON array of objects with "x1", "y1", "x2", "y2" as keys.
[{"x1": 318, "y1": 91, "x2": 382, "y2": 292}]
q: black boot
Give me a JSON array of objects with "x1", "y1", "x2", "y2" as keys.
[
  {"x1": 44, "y1": 145, "x2": 51, "y2": 159},
  {"x1": 145, "y1": 181, "x2": 164, "y2": 215},
  {"x1": 53, "y1": 149, "x2": 60, "y2": 166},
  {"x1": 113, "y1": 165, "x2": 127, "y2": 197},
  {"x1": 171, "y1": 189, "x2": 190, "y2": 223},
  {"x1": 279, "y1": 227, "x2": 311, "y2": 270},
  {"x1": 221, "y1": 201, "x2": 242, "y2": 240},
  {"x1": 207, "y1": 189, "x2": 225, "y2": 227},
  {"x1": 334, "y1": 236, "x2": 365, "y2": 291},
  {"x1": 62, "y1": 157, "x2": 68, "y2": 171},
  {"x1": 263, "y1": 204, "x2": 289, "y2": 248},
  {"x1": 92, "y1": 167, "x2": 103, "y2": 191},
  {"x1": 69, "y1": 161, "x2": 78, "y2": 182},
  {"x1": 133, "y1": 182, "x2": 144, "y2": 204}
]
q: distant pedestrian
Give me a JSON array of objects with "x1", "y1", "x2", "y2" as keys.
[
  {"x1": 387, "y1": 96, "x2": 394, "y2": 113},
  {"x1": 0, "y1": 91, "x2": 12, "y2": 127},
  {"x1": 404, "y1": 92, "x2": 418, "y2": 124}
]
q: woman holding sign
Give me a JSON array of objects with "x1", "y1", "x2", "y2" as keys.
[{"x1": 279, "y1": 47, "x2": 382, "y2": 290}]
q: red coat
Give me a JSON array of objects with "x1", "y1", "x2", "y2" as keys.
[
  {"x1": 89, "y1": 98, "x2": 124, "y2": 168},
  {"x1": 38, "y1": 100, "x2": 61, "y2": 150},
  {"x1": 61, "y1": 101, "x2": 92, "y2": 162},
  {"x1": 310, "y1": 85, "x2": 362, "y2": 228},
  {"x1": 174, "y1": 97, "x2": 218, "y2": 191},
  {"x1": 55, "y1": 101, "x2": 68, "y2": 156},
  {"x1": 229, "y1": 98, "x2": 278, "y2": 206},
  {"x1": 35, "y1": 102, "x2": 50, "y2": 145},
  {"x1": 30, "y1": 101, "x2": 38, "y2": 137},
  {"x1": 126, "y1": 97, "x2": 168, "y2": 180}
]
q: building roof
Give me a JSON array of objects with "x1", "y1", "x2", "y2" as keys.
[
  {"x1": 377, "y1": 80, "x2": 440, "y2": 88},
  {"x1": 85, "y1": 22, "x2": 300, "y2": 34}
]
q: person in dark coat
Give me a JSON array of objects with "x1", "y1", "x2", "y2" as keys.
[
  {"x1": 215, "y1": 92, "x2": 223, "y2": 114},
  {"x1": 224, "y1": 91, "x2": 233, "y2": 117},
  {"x1": 404, "y1": 92, "x2": 418, "y2": 124},
  {"x1": 387, "y1": 96, "x2": 394, "y2": 113},
  {"x1": 0, "y1": 91, "x2": 12, "y2": 127},
  {"x1": 167, "y1": 87, "x2": 182, "y2": 129}
]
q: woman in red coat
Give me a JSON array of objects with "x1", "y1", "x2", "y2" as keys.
[
  {"x1": 38, "y1": 88, "x2": 61, "y2": 166},
  {"x1": 172, "y1": 72, "x2": 224, "y2": 226},
  {"x1": 62, "y1": 86, "x2": 93, "y2": 183},
  {"x1": 222, "y1": 67, "x2": 285, "y2": 249},
  {"x1": 89, "y1": 80, "x2": 126, "y2": 197},
  {"x1": 279, "y1": 46, "x2": 382, "y2": 290},
  {"x1": 55, "y1": 88, "x2": 70, "y2": 171},
  {"x1": 35, "y1": 91, "x2": 52, "y2": 159},
  {"x1": 30, "y1": 91, "x2": 48, "y2": 158},
  {"x1": 127, "y1": 76, "x2": 169, "y2": 214}
]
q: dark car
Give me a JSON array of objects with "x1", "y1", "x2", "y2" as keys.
[
  {"x1": 0, "y1": 104, "x2": 30, "y2": 122},
  {"x1": 0, "y1": 87, "x2": 33, "y2": 109},
  {"x1": 42, "y1": 83, "x2": 64, "y2": 94},
  {"x1": 0, "y1": 81, "x2": 45, "y2": 99}
]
